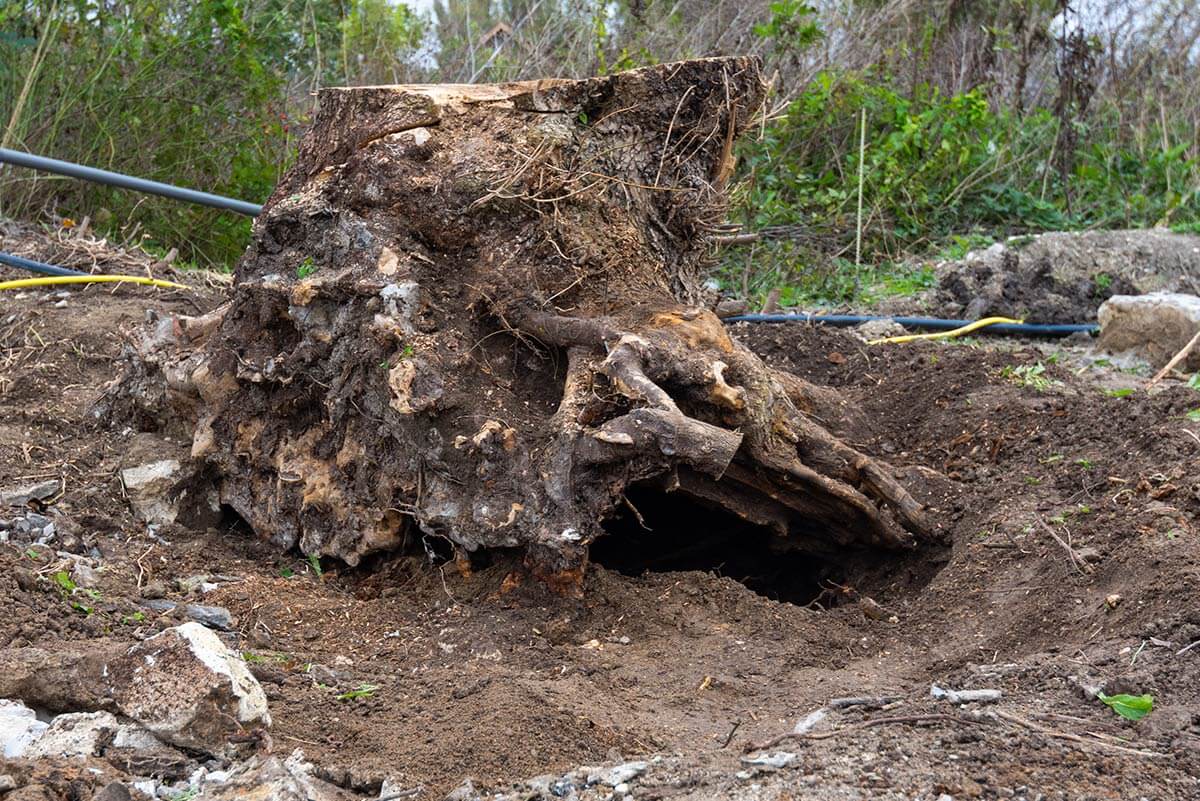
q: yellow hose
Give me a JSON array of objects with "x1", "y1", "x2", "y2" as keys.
[
  {"x1": 868, "y1": 316, "x2": 1024, "y2": 345},
  {"x1": 0, "y1": 274, "x2": 189, "y2": 292}
]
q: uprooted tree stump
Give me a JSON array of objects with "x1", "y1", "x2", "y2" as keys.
[{"x1": 106, "y1": 57, "x2": 930, "y2": 592}]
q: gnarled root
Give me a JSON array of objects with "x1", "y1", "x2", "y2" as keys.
[{"x1": 514, "y1": 304, "x2": 930, "y2": 579}]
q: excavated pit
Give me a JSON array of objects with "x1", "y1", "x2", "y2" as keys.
[{"x1": 590, "y1": 485, "x2": 839, "y2": 605}]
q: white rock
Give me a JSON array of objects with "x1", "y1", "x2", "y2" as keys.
[
  {"x1": 193, "y1": 751, "x2": 355, "y2": 800},
  {"x1": 585, "y1": 761, "x2": 648, "y2": 786},
  {"x1": 739, "y1": 751, "x2": 797, "y2": 769},
  {"x1": 1098, "y1": 292, "x2": 1200, "y2": 370},
  {"x1": 111, "y1": 622, "x2": 270, "y2": 755},
  {"x1": 0, "y1": 698, "x2": 48, "y2": 758},
  {"x1": 24, "y1": 711, "x2": 158, "y2": 759},
  {"x1": 120, "y1": 459, "x2": 184, "y2": 524},
  {"x1": 792, "y1": 706, "x2": 829, "y2": 735}
]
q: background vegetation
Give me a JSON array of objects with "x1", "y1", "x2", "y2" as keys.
[{"x1": 2, "y1": 0, "x2": 1198, "y2": 307}]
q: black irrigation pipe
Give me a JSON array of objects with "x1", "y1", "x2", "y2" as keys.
[
  {"x1": 0, "y1": 152, "x2": 1100, "y2": 338},
  {"x1": 0, "y1": 148, "x2": 263, "y2": 217},
  {"x1": 0, "y1": 250, "x2": 86, "y2": 277},
  {"x1": 724, "y1": 313, "x2": 1099, "y2": 337}
]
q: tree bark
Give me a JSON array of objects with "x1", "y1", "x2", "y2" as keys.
[{"x1": 105, "y1": 58, "x2": 930, "y2": 593}]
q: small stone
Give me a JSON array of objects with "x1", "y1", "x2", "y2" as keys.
[
  {"x1": 93, "y1": 782, "x2": 132, "y2": 801},
  {"x1": 140, "y1": 581, "x2": 169, "y2": 599},
  {"x1": 185, "y1": 604, "x2": 235, "y2": 631},
  {"x1": 0, "y1": 480, "x2": 60, "y2": 507},
  {"x1": 739, "y1": 752, "x2": 797, "y2": 769},
  {"x1": 585, "y1": 761, "x2": 648, "y2": 786},
  {"x1": 307, "y1": 664, "x2": 351, "y2": 688},
  {"x1": 72, "y1": 561, "x2": 102, "y2": 589},
  {"x1": 0, "y1": 774, "x2": 16, "y2": 792},
  {"x1": 23, "y1": 513, "x2": 51, "y2": 531}
]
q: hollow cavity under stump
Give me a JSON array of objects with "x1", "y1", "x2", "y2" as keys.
[{"x1": 102, "y1": 57, "x2": 933, "y2": 594}]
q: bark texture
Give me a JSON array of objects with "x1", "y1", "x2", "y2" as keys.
[{"x1": 105, "y1": 58, "x2": 929, "y2": 590}]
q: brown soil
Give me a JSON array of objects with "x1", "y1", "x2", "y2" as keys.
[{"x1": 2, "y1": 255, "x2": 1200, "y2": 799}]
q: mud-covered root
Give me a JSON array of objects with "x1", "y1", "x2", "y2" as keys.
[{"x1": 516, "y1": 305, "x2": 929, "y2": 568}]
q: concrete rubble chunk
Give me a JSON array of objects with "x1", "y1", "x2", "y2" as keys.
[
  {"x1": 0, "y1": 699, "x2": 48, "y2": 758},
  {"x1": 1097, "y1": 292, "x2": 1200, "y2": 371},
  {"x1": 23, "y1": 711, "x2": 159, "y2": 759},
  {"x1": 193, "y1": 751, "x2": 357, "y2": 800},
  {"x1": 118, "y1": 433, "x2": 220, "y2": 527},
  {"x1": 110, "y1": 622, "x2": 270, "y2": 755}
]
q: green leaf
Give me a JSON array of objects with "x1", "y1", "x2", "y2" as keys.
[
  {"x1": 1185, "y1": 373, "x2": 1200, "y2": 390},
  {"x1": 1186, "y1": 408, "x2": 1200, "y2": 422},
  {"x1": 1098, "y1": 692, "x2": 1154, "y2": 721},
  {"x1": 53, "y1": 571, "x2": 77, "y2": 593},
  {"x1": 336, "y1": 683, "x2": 379, "y2": 701},
  {"x1": 1105, "y1": 388, "x2": 1135, "y2": 398}
]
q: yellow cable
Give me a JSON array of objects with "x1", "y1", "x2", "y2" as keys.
[
  {"x1": 0, "y1": 274, "x2": 189, "y2": 292},
  {"x1": 868, "y1": 316, "x2": 1024, "y2": 345}
]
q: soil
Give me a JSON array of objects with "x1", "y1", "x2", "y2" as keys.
[
  {"x1": 2, "y1": 245, "x2": 1200, "y2": 799},
  {"x1": 877, "y1": 228, "x2": 1200, "y2": 324}
]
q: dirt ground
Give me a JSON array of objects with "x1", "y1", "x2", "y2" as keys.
[{"x1": 2, "y1": 238, "x2": 1200, "y2": 799}]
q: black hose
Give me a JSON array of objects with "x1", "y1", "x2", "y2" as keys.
[
  {"x1": 725, "y1": 313, "x2": 1098, "y2": 337},
  {"x1": 0, "y1": 148, "x2": 262, "y2": 217},
  {"x1": 0, "y1": 251, "x2": 87, "y2": 277}
]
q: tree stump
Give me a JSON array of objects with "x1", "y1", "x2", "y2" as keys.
[{"x1": 109, "y1": 58, "x2": 929, "y2": 592}]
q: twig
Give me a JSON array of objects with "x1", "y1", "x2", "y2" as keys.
[
  {"x1": 720, "y1": 720, "x2": 741, "y2": 748},
  {"x1": 1036, "y1": 518, "x2": 1093, "y2": 575},
  {"x1": 1176, "y1": 639, "x2": 1200, "y2": 656},
  {"x1": 992, "y1": 710, "x2": 1167, "y2": 758},
  {"x1": 1145, "y1": 326, "x2": 1200, "y2": 389},
  {"x1": 745, "y1": 713, "x2": 976, "y2": 752}
]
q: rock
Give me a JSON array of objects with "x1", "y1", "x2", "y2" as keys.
[
  {"x1": 118, "y1": 434, "x2": 220, "y2": 527},
  {"x1": 192, "y1": 751, "x2": 357, "y2": 800},
  {"x1": 0, "y1": 699, "x2": 48, "y2": 758},
  {"x1": 1097, "y1": 292, "x2": 1200, "y2": 371},
  {"x1": 739, "y1": 752, "x2": 797, "y2": 769},
  {"x1": 584, "y1": 761, "x2": 648, "y2": 786},
  {"x1": 0, "y1": 480, "x2": 59, "y2": 507},
  {"x1": 140, "y1": 600, "x2": 235, "y2": 631},
  {"x1": 930, "y1": 684, "x2": 1003, "y2": 704},
  {"x1": 140, "y1": 581, "x2": 169, "y2": 600},
  {"x1": 855, "y1": 318, "x2": 906, "y2": 342},
  {"x1": 185, "y1": 604, "x2": 234, "y2": 631},
  {"x1": 94, "y1": 783, "x2": 133, "y2": 801},
  {"x1": 306, "y1": 664, "x2": 351, "y2": 688},
  {"x1": 23, "y1": 711, "x2": 159, "y2": 759},
  {"x1": 0, "y1": 774, "x2": 15, "y2": 792},
  {"x1": 110, "y1": 622, "x2": 271, "y2": 755},
  {"x1": 71, "y1": 560, "x2": 102, "y2": 589},
  {"x1": 120, "y1": 457, "x2": 185, "y2": 525}
]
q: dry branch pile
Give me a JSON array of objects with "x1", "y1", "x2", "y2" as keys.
[{"x1": 106, "y1": 58, "x2": 929, "y2": 592}]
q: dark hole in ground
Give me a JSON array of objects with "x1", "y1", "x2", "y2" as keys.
[{"x1": 590, "y1": 486, "x2": 846, "y2": 606}]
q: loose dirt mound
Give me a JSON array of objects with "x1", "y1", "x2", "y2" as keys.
[
  {"x1": 928, "y1": 229, "x2": 1200, "y2": 323},
  {"x1": 2, "y1": 249, "x2": 1199, "y2": 797}
]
